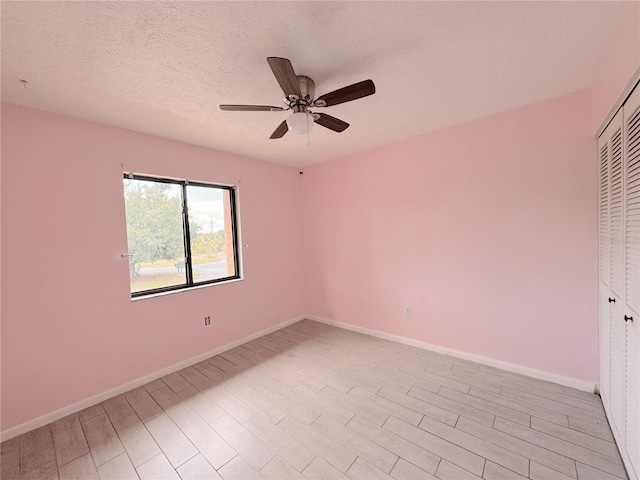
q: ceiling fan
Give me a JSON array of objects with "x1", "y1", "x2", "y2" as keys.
[{"x1": 220, "y1": 57, "x2": 376, "y2": 139}]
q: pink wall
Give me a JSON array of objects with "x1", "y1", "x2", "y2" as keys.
[
  {"x1": 0, "y1": 103, "x2": 305, "y2": 431},
  {"x1": 302, "y1": 89, "x2": 598, "y2": 383},
  {"x1": 0, "y1": 87, "x2": 605, "y2": 432},
  {"x1": 591, "y1": 1, "x2": 640, "y2": 133}
]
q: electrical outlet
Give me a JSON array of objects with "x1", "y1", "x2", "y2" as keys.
[
  {"x1": 204, "y1": 316, "x2": 211, "y2": 326},
  {"x1": 404, "y1": 306, "x2": 412, "y2": 316}
]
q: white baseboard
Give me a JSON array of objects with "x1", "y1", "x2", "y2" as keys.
[
  {"x1": 307, "y1": 315, "x2": 597, "y2": 393},
  {"x1": 2, "y1": 313, "x2": 598, "y2": 441},
  {"x1": 0, "y1": 315, "x2": 306, "y2": 442}
]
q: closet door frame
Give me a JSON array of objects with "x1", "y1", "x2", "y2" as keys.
[{"x1": 623, "y1": 82, "x2": 640, "y2": 480}]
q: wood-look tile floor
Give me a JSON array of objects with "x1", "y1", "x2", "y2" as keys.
[{"x1": 0, "y1": 320, "x2": 627, "y2": 480}]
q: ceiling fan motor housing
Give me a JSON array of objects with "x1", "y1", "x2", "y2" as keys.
[{"x1": 287, "y1": 75, "x2": 315, "y2": 107}]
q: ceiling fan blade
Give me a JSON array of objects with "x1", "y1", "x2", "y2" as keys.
[
  {"x1": 314, "y1": 113, "x2": 350, "y2": 133},
  {"x1": 315, "y1": 79, "x2": 375, "y2": 107},
  {"x1": 220, "y1": 104, "x2": 284, "y2": 111},
  {"x1": 270, "y1": 120, "x2": 289, "y2": 139},
  {"x1": 267, "y1": 57, "x2": 302, "y2": 98}
]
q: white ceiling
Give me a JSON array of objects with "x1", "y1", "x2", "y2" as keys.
[{"x1": 1, "y1": 1, "x2": 623, "y2": 167}]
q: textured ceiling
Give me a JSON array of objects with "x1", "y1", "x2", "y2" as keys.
[{"x1": 1, "y1": 1, "x2": 623, "y2": 167}]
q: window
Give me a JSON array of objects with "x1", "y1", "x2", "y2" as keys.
[{"x1": 123, "y1": 174, "x2": 240, "y2": 297}]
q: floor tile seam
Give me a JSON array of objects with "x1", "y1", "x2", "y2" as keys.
[
  {"x1": 348, "y1": 388, "x2": 426, "y2": 424},
  {"x1": 452, "y1": 367, "x2": 557, "y2": 396},
  {"x1": 454, "y1": 419, "x2": 584, "y2": 478},
  {"x1": 499, "y1": 378, "x2": 565, "y2": 394},
  {"x1": 401, "y1": 369, "x2": 471, "y2": 393},
  {"x1": 180, "y1": 413, "x2": 240, "y2": 464},
  {"x1": 493, "y1": 379, "x2": 552, "y2": 395},
  {"x1": 474, "y1": 366, "x2": 563, "y2": 387},
  {"x1": 504, "y1": 450, "x2": 579, "y2": 480},
  {"x1": 50, "y1": 415, "x2": 90, "y2": 469},
  {"x1": 433, "y1": 456, "x2": 443, "y2": 477},
  {"x1": 575, "y1": 460, "x2": 629, "y2": 480},
  {"x1": 308, "y1": 412, "x2": 400, "y2": 473},
  {"x1": 213, "y1": 451, "x2": 240, "y2": 473},
  {"x1": 502, "y1": 430, "x2": 602, "y2": 478},
  {"x1": 425, "y1": 369, "x2": 503, "y2": 394},
  {"x1": 208, "y1": 415, "x2": 264, "y2": 457},
  {"x1": 345, "y1": 454, "x2": 360, "y2": 474},
  {"x1": 412, "y1": 415, "x2": 532, "y2": 478},
  {"x1": 565, "y1": 420, "x2": 617, "y2": 444},
  {"x1": 528, "y1": 423, "x2": 622, "y2": 459},
  {"x1": 502, "y1": 410, "x2": 555, "y2": 429},
  {"x1": 143, "y1": 378, "x2": 169, "y2": 394},
  {"x1": 133, "y1": 412, "x2": 181, "y2": 466},
  {"x1": 401, "y1": 386, "x2": 495, "y2": 421},
  {"x1": 399, "y1": 375, "x2": 449, "y2": 395},
  {"x1": 52, "y1": 444, "x2": 87, "y2": 470},
  {"x1": 142, "y1": 413, "x2": 201, "y2": 471},
  {"x1": 435, "y1": 388, "x2": 531, "y2": 424},
  {"x1": 384, "y1": 453, "x2": 403, "y2": 478},
  {"x1": 223, "y1": 389, "x2": 260, "y2": 421},
  {"x1": 0, "y1": 449, "x2": 19, "y2": 473},
  {"x1": 296, "y1": 414, "x2": 363, "y2": 461},
  {"x1": 234, "y1": 449, "x2": 277, "y2": 473},
  {"x1": 492, "y1": 418, "x2": 624, "y2": 467},
  {"x1": 345, "y1": 414, "x2": 443, "y2": 468},
  {"x1": 380, "y1": 414, "x2": 487, "y2": 477},
  {"x1": 135, "y1": 451, "x2": 170, "y2": 473},
  {"x1": 562, "y1": 388, "x2": 602, "y2": 404},
  {"x1": 502, "y1": 386, "x2": 604, "y2": 413},
  {"x1": 18, "y1": 427, "x2": 59, "y2": 476},
  {"x1": 467, "y1": 388, "x2": 573, "y2": 425},
  {"x1": 496, "y1": 388, "x2": 607, "y2": 421},
  {"x1": 163, "y1": 379, "x2": 193, "y2": 396},
  {"x1": 125, "y1": 388, "x2": 166, "y2": 423},
  {"x1": 416, "y1": 415, "x2": 530, "y2": 460},
  {"x1": 297, "y1": 453, "x2": 319, "y2": 474},
  {"x1": 108, "y1": 450, "x2": 140, "y2": 478},
  {"x1": 277, "y1": 421, "x2": 346, "y2": 467},
  {"x1": 243, "y1": 414, "x2": 315, "y2": 466},
  {"x1": 79, "y1": 409, "x2": 126, "y2": 468}
]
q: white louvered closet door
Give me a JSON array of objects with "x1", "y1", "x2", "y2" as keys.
[
  {"x1": 605, "y1": 109, "x2": 626, "y2": 438},
  {"x1": 599, "y1": 127, "x2": 612, "y2": 404},
  {"x1": 624, "y1": 83, "x2": 640, "y2": 480},
  {"x1": 599, "y1": 79, "x2": 640, "y2": 480},
  {"x1": 601, "y1": 137, "x2": 611, "y2": 287},
  {"x1": 611, "y1": 111, "x2": 625, "y2": 297}
]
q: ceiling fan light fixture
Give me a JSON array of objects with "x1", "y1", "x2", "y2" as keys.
[{"x1": 286, "y1": 111, "x2": 314, "y2": 135}]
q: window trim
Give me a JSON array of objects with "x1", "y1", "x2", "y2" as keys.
[{"x1": 123, "y1": 173, "x2": 241, "y2": 298}]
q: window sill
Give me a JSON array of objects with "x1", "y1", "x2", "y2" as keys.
[{"x1": 130, "y1": 276, "x2": 244, "y2": 301}]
